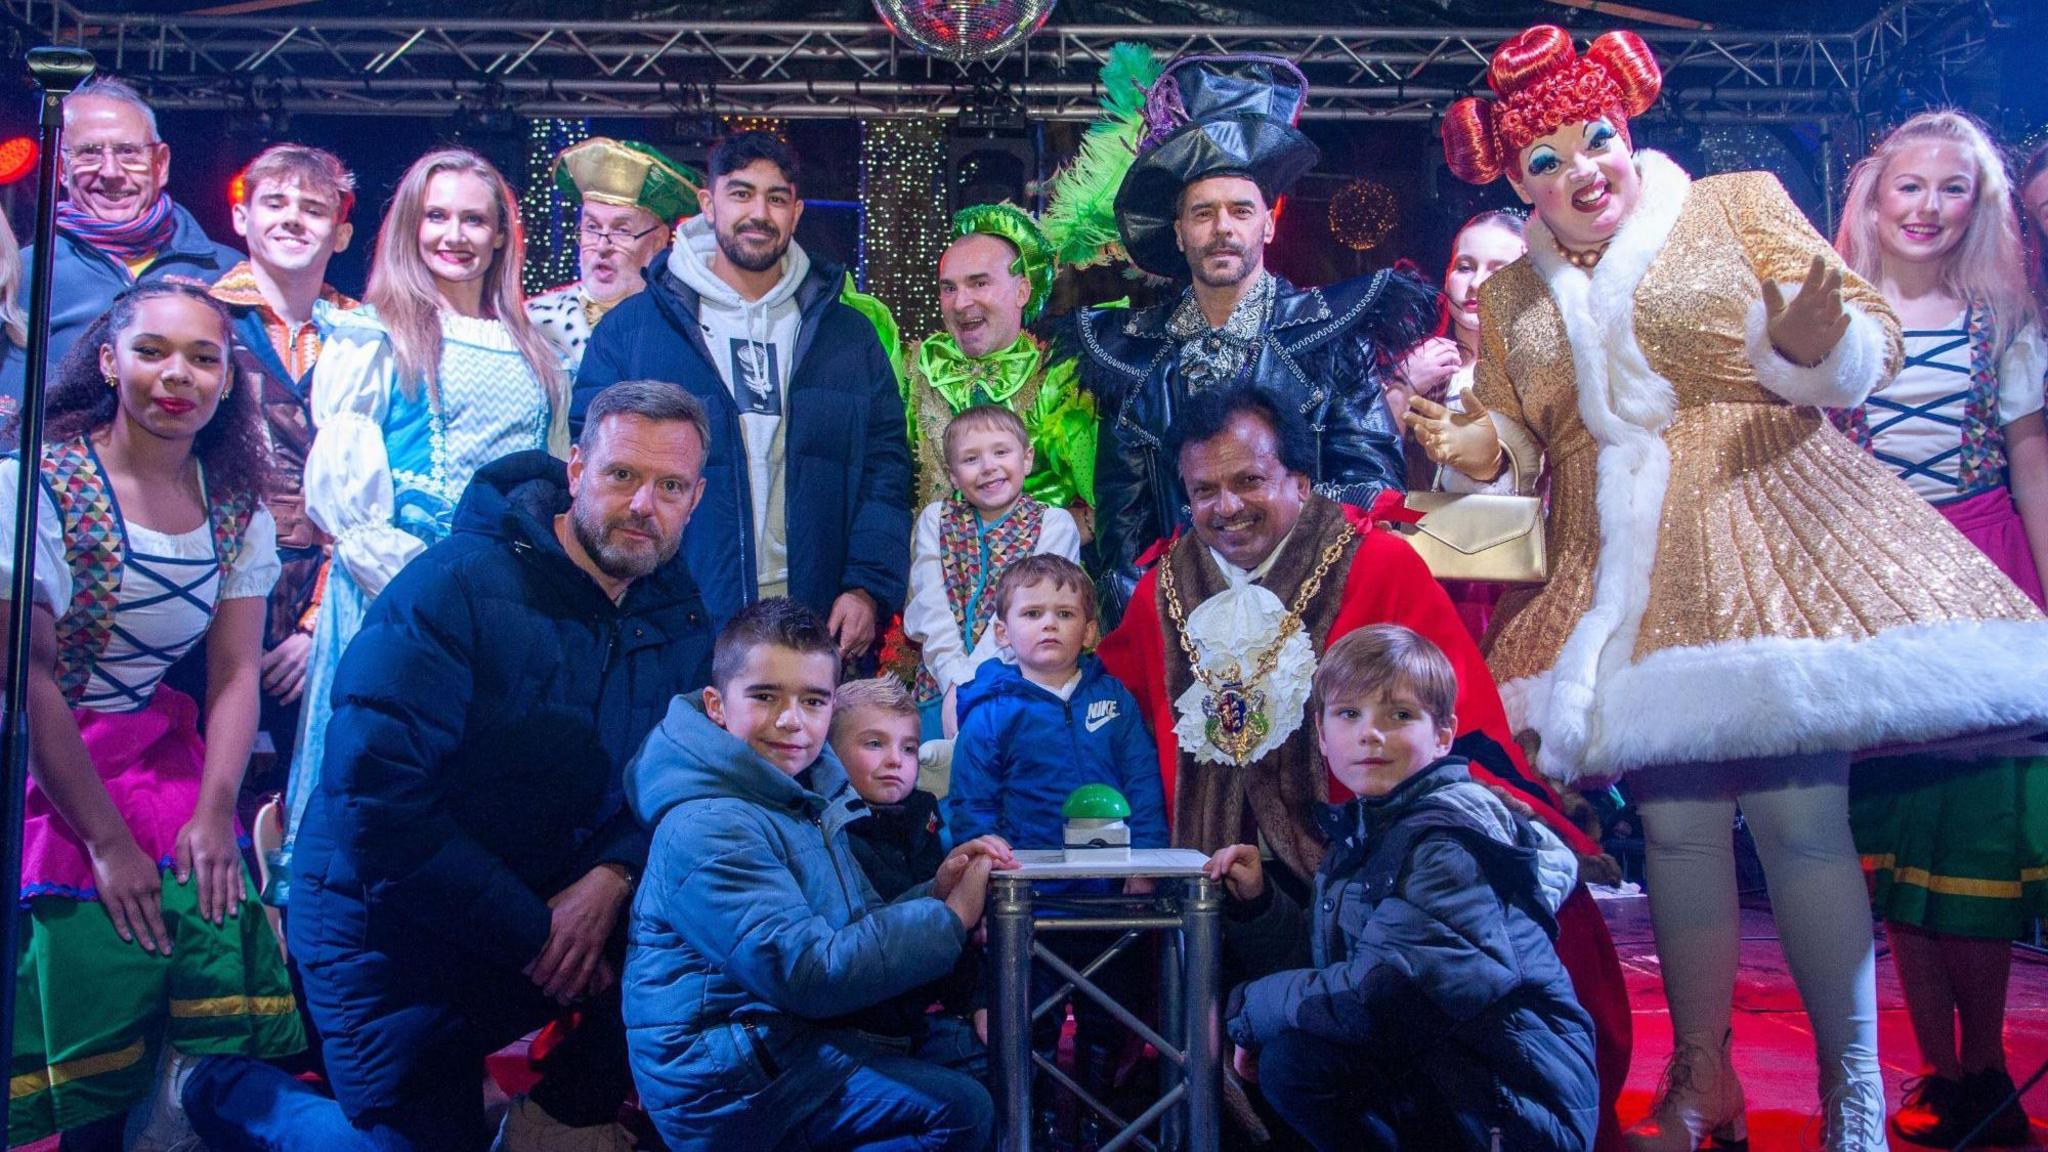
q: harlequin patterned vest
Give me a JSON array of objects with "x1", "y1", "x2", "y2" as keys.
[{"x1": 39, "y1": 437, "x2": 255, "y2": 707}]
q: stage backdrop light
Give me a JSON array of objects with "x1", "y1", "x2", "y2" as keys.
[
  {"x1": 874, "y1": 0, "x2": 1055, "y2": 63},
  {"x1": 0, "y1": 137, "x2": 38, "y2": 185}
]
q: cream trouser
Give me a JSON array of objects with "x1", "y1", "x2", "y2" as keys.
[{"x1": 1631, "y1": 751, "x2": 1878, "y2": 1086}]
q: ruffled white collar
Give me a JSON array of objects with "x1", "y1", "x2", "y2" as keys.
[{"x1": 1173, "y1": 525, "x2": 1318, "y2": 766}]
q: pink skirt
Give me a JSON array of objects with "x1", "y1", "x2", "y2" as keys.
[
  {"x1": 1942, "y1": 485, "x2": 2045, "y2": 610},
  {"x1": 21, "y1": 686, "x2": 214, "y2": 901}
]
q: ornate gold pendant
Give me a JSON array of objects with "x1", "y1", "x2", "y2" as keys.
[{"x1": 1203, "y1": 678, "x2": 1270, "y2": 764}]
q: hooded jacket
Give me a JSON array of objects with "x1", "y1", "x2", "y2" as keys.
[
  {"x1": 288, "y1": 449, "x2": 713, "y2": 982},
  {"x1": 1225, "y1": 758, "x2": 1598, "y2": 1152},
  {"x1": 572, "y1": 234, "x2": 912, "y2": 627},
  {"x1": 28, "y1": 196, "x2": 243, "y2": 376},
  {"x1": 623, "y1": 696, "x2": 967, "y2": 1152},
  {"x1": 946, "y1": 654, "x2": 1169, "y2": 852}
]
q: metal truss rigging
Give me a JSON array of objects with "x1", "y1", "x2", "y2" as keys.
[{"x1": 0, "y1": 0, "x2": 1982, "y2": 129}]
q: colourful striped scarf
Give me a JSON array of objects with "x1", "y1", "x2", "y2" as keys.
[{"x1": 56, "y1": 194, "x2": 176, "y2": 268}]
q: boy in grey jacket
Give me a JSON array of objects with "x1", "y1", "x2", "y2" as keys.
[
  {"x1": 622, "y1": 598, "x2": 1014, "y2": 1152},
  {"x1": 1206, "y1": 625, "x2": 1597, "y2": 1152}
]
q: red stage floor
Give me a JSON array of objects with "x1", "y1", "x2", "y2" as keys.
[
  {"x1": 1603, "y1": 890, "x2": 2048, "y2": 1150},
  {"x1": 20, "y1": 891, "x2": 2046, "y2": 1151}
]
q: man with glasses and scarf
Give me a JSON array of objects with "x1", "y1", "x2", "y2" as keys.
[
  {"x1": 29, "y1": 74, "x2": 242, "y2": 374},
  {"x1": 527, "y1": 137, "x2": 703, "y2": 376}
]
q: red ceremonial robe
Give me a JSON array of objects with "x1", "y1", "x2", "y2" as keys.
[{"x1": 1097, "y1": 499, "x2": 1631, "y2": 1152}]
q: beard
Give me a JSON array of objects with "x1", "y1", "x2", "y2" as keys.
[
  {"x1": 570, "y1": 501, "x2": 677, "y2": 584},
  {"x1": 1189, "y1": 240, "x2": 1258, "y2": 289},
  {"x1": 716, "y1": 222, "x2": 787, "y2": 273}
]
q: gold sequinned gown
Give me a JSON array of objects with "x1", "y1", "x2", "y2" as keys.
[{"x1": 1469, "y1": 150, "x2": 2048, "y2": 782}]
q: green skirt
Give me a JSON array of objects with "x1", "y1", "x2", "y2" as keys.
[
  {"x1": 1849, "y1": 755, "x2": 2048, "y2": 939},
  {"x1": 8, "y1": 867, "x2": 306, "y2": 1143}
]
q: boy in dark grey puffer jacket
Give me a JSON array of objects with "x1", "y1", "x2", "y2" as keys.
[{"x1": 1206, "y1": 625, "x2": 1598, "y2": 1152}]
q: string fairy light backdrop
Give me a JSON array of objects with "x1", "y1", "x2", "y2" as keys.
[{"x1": 859, "y1": 118, "x2": 948, "y2": 341}]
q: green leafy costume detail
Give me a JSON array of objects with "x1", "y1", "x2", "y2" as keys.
[{"x1": 905, "y1": 330, "x2": 1094, "y2": 511}]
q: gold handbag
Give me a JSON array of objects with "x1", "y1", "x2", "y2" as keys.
[{"x1": 1394, "y1": 492, "x2": 1548, "y2": 584}]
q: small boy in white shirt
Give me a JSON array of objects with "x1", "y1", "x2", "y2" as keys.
[{"x1": 902, "y1": 404, "x2": 1080, "y2": 739}]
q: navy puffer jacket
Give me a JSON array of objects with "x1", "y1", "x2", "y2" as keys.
[
  {"x1": 287, "y1": 451, "x2": 714, "y2": 1109},
  {"x1": 573, "y1": 254, "x2": 911, "y2": 627}
]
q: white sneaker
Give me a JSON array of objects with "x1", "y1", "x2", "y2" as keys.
[
  {"x1": 123, "y1": 1048, "x2": 203, "y2": 1152},
  {"x1": 1812, "y1": 1066, "x2": 1886, "y2": 1152},
  {"x1": 490, "y1": 1094, "x2": 635, "y2": 1152}
]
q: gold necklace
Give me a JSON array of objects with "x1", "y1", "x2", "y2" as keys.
[
  {"x1": 1159, "y1": 522, "x2": 1356, "y2": 764},
  {"x1": 1553, "y1": 236, "x2": 1607, "y2": 270}
]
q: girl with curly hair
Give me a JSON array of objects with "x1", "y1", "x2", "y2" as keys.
[
  {"x1": 3, "y1": 281, "x2": 301, "y2": 1143},
  {"x1": 1410, "y1": 25, "x2": 2048, "y2": 1152}
]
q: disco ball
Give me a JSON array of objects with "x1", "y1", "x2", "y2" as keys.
[{"x1": 873, "y1": 0, "x2": 1057, "y2": 63}]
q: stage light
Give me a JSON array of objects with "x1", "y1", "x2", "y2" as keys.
[
  {"x1": 0, "y1": 137, "x2": 38, "y2": 185},
  {"x1": 1329, "y1": 179, "x2": 1399, "y2": 251},
  {"x1": 228, "y1": 168, "x2": 246, "y2": 209}
]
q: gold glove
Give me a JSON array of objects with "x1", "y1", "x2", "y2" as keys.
[
  {"x1": 1763, "y1": 254, "x2": 1850, "y2": 369},
  {"x1": 1404, "y1": 393, "x2": 1505, "y2": 482}
]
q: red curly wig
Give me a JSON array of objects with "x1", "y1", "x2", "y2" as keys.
[{"x1": 1442, "y1": 25, "x2": 1662, "y2": 185}]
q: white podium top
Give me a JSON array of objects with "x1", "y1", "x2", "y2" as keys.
[{"x1": 1000, "y1": 848, "x2": 1214, "y2": 880}]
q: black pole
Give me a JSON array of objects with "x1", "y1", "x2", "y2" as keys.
[{"x1": 1, "y1": 47, "x2": 97, "y2": 1135}]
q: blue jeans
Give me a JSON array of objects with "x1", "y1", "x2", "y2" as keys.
[
  {"x1": 1255, "y1": 1031, "x2": 1455, "y2": 1152},
  {"x1": 653, "y1": 1022, "x2": 992, "y2": 1152},
  {"x1": 182, "y1": 1056, "x2": 420, "y2": 1152},
  {"x1": 777, "y1": 1045, "x2": 992, "y2": 1152}
]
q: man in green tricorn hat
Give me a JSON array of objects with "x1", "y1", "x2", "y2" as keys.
[
  {"x1": 527, "y1": 136, "x2": 703, "y2": 374},
  {"x1": 904, "y1": 203, "x2": 1096, "y2": 529}
]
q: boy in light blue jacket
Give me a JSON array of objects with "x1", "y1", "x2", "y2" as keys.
[{"x1": 622, "y1": 598, "x2": 1013, "y2": 1152}]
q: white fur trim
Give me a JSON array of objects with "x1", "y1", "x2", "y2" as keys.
[
  {"x1": 1517, "y1": 150, "x2": 1691, "y2": 775},
  {"x1": 1499, "y1": 620, "x2": 2048, "y2": 782},
  {"x1": 1743, "y1": 288, "x2": 1888, "y2": 408}
]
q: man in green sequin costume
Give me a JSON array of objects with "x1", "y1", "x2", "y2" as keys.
[{"x1": 904, "y1": 204, "x2": 1096, "y2": 536}]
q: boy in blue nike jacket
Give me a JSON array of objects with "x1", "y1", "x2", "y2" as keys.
[
  {"x1": 945, "y1": 555, "x2": 1168, "y2": 1119},
  {"x1": 945, "y1": 555, "x2": 1167, "y2": 851}
]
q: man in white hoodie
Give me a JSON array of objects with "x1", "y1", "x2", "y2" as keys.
[{"x1": 574, "y1": 133, "x2": 912, "y2": 656}]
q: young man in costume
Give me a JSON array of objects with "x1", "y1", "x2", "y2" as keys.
[
  {"x1": 1097, "y1": 384, "x2": 1632, "y2": 1151},
  {"x1": 526, "y1": 136, "x2": 702, "y2": 375},
  {"x1": 208, "y1": 144, "x2": 358, "y2": 851},
  {"x1": 905, "y1": 204, "x2": 1095, "y2": 528},
  {"x1": 1047, "y1": 53, "x2": 1436, "y2": 623}
]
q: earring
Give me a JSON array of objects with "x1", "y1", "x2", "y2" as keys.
[{"x1": 104, "y1": 374, "x2": 117, "y2": 390}]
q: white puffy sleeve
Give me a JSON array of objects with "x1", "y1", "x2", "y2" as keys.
[
  {"x1": 303, "y1": 320, "x2": 423, "y2": 600},
  {"x1": 0, "y1": 468, "x2": 72, "y2": 611},
  {"x1": 1037, "y1": 505, "x2": 1082, "y2": 563},
  {"x1": 220, "y1": 505, "x2": 281, "y2": 600},
  {"x1": 1997, "y1": 324, "x2": 2047, "y2": 426},
  {"x1": 903, "y1": 501, "x2": 974, "y2": 693}
]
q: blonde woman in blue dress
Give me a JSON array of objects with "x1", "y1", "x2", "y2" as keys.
[{"x1": 277, "y1": 148, "x2": 567, "y2": 898}]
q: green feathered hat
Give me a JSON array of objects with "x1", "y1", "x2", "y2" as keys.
[
  {"x1": 552, "y1": 137, "x2": 704, "y2": 226},
  {"x1": 1040, "y1": 42, "x2": 1165, "y2": 272},
  {"x1": 950, "y1": 202, "x2": 1055, "y2": 324}
]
